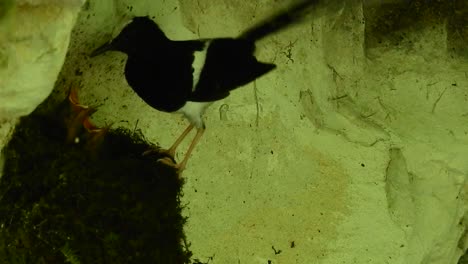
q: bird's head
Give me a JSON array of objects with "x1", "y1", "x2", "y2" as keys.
[{"x1": 90, "y1": 16, "x2": 168, "y2": 57}]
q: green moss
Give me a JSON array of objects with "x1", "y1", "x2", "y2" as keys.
[{"x1": 0, "y1": 109, "x2": 192, "y2": 263}]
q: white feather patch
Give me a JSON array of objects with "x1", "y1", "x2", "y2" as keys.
[{"x1": 177, "y1": 101, "x2": 213, "y2": 129}]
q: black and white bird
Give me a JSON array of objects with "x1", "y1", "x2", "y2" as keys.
[{"x1": 90, "y1": 0, "x2": 316, "y2": 171}]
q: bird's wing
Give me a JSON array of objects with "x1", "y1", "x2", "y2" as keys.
[
  {"x1": 124, "y1": 55, "x2": 194, "y2": 112},
  {"x1": 189, "y1": 39, "x2": 276, "y2": 102}
]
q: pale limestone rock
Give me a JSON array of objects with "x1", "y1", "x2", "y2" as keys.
[
  {"x1": 0, "y1": 0, "x2": 84, "y2": 180},
  {"x1": 0, "y1": 0, "x2": 84, "y2": 122}
]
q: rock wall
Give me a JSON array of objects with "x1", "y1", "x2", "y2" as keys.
[
  {"x1": 0, "y1": 0, "x2": 84, "y2": 156},
  {"x1": 1, "y1": 0, "x2": 467, "y2": 263}
]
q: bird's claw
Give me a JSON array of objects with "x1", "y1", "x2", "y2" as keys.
[
  {"x1": 143, "y1": 146, "x2": 174, "y2": 159},
  {"x1": 157, "y1": 156, "x2": 180, "y2": 170},
  {"x1": 143, "y1": 147, "x2": 183, "y2": 172},
  {"x1": 142, "y1": 146, "x2": 160, "y2": 156}
]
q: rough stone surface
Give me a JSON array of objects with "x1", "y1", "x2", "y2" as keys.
[
  {"x1": 0, "y1": 0, "x2": 84, "y2": 174},
  {"x1": 5, "y1": 0, "x2": 468, "y2": 263},
  {"x1": 0, "y1": 1, "x2": 84, "y2": 121}
]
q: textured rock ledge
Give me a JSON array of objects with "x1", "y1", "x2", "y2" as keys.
[{"x1": 0, "y1": 0, "x2": 84, "y2": 149}]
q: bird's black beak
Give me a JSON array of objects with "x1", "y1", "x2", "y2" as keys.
[{"x1": 90, "y1": 42, "x2": 113, "y2": 57}]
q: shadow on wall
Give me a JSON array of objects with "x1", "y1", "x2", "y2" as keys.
[
  {"x1": 364, "y1": 0, "x2": 468, "y2": 57},
  {"x1": 460, "y1": 252, "x2": 468, "y2": 264}
]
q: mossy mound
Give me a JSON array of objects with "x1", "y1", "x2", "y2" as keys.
[{"x1": 0, "y1": 111, "x2": 191, "y2": 263}]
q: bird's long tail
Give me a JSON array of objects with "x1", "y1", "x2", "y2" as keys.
[{"x1": 238, "y1": 0, "x2": 318, "y2": 41}]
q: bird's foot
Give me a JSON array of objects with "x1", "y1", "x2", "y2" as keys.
[
  {"x1": 142, "y1": 147, "x2": 186, "y2": 172},
  {"x1": 142, "y1": 146, "x2": 175, "y2": 159},
  {"x1": 157, "y1": 156, "x2": 185, "y2": 172}
]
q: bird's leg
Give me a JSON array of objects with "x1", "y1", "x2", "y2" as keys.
[
  {"x1": 142, "y1": 124, "x2": 194, "y2": 158},
  {"x1": 166, "y1": 123, "x2": 194, "y2": 157},
  {"x1": 159, "y1": 127, "x2": 205, "y2": 172},
  {"x1": 177, "y1": 127, "x2": 205, "y2": 171}
]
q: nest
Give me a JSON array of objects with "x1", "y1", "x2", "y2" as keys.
[{"x1": 0, "y1": 88, "x2": 192, "y2": 263}]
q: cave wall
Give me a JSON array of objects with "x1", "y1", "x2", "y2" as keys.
[
  {"x1": 0, "y1": 0, "x2": 85, "y2": 162},
  {"x1": 1, "y1": 0, "x2": 467, "y2": 263}
]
